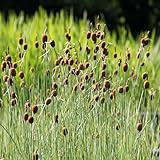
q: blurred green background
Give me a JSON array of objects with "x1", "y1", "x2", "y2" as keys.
[{"x1": 0, "y1": 0, "x2": 159, "y2": 36}]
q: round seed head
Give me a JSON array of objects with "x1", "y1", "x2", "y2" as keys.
[
  {"x1": 13, "y1": 62, "x2": 17, "y2": 68},
  {"x1": 3, "y1": 75, "x2": 9, "y2": 82},
  {"x1": 9, "y1": 68, "x2": 16, "y2": 77},
  {"x1": 11, "y1": 91, "x2": 16, "y2": 99},
  {"x1": 19, "y1": 37, "x2": 23, "y2": 45},
  {"x1": 91, "y1": 33, "x2": 97, "y2": 43},
  {"x1": 103, "y1": 48, "x2": 108, "y2": 56},
  {"x1": 100, "y1": 97, "x2": 105, "y2": 104},
  {"x1": 34, "y1": 41, "x2": 39, "y2": 48},
  {"x1": 5, "y1": 55, "x2": 11, "y2": 62},
  {"x1": 50, "y1": 40, "x2": 55, "y2": 48},
  {"x1": 125, "y1": 85, "x2": 129, "y2": 92},
  {"x1": 24, "y1": 112, "x2": 29, "y2": 121},
  {"x1": 144, "y1": 80, "x2": 150, "y2": 89},
  {"x1": 2, "y1": 61, "x2": 7, "y2": 71},
  {"x1": 19, "y1": 71, "x2": 24, "y2": 79},
  {"x1": 118, "y1": 86, "x2": 123, "y2": 93},
  {"x1": 141, "y1": 37, "x2": 149, "y2": 47},
  {"x1": 42, "y1": 34, "x2": 48, "y2": 43},
  {"x1": 101, "y1": 41, "x2": 106, "y2": 49},
  {"x1": 28, "y1": 116, "x2": 34, "y2": 124},
  {"x1": 80, "y1": 84, "x2": 85, "y2": 91},
  {"x1": 136, "y1": 122, "x2": 142, "y2": 132},
  {"x1": 142, "y1": 72, "x2": 148, "y2": 80},
  {"x1": 96, "y1": 31, "x2": 101, "y2": 38},
  {"x1": 23, "y1": 43, "x2": 28, "y2": 50},
  {"x1": 94, "y1": 95, "x2": 99, "y2": 102},
  {"x1": 73, "y1": 84, "x2": 78, "y2": 92},
  {"x1": 146, "y1": 52, "x2": 150, "y2": 58},
  {"x1": 109, "y1": 92, "x2": 115, "y2": 100},
  {"x1": 104, "y1": 80, "x2": 110, "y2": 89},
  {"x1": 114, "y1": 53, "x2": 117, "y2": 58},
  {"x1": 75, "y1": 69, "x2": 80, "y2": 76},
  {"x1": 51, "y1": 89, "x2": 57, "y2": 97},
  {"x1": 52, "y1": 82, "x2": 58, "y2": 90},
  {"x1": 45, "y1": 97, "x2": 52, "y2": 105},
  {"x1": 11, "y1": 98, "x2": 17, "y2": 106},
  {"x1": 122, "y1": 63, "x2": 128, "y2": 72},
  {"x1": 32, "y1": 105, "x2": 38, "y2": 114},
  {"x1": 87, "y1": 31, "x2": 91, "y2": 39},
  {"x1": 65, "y1": 33, "x2": 71, "y2": 41}
]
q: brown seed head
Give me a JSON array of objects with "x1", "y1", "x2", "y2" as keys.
[
  {"x1": 24, "y1": 112, "x2": 29, "y2": 121},
  {"x1": 11, "y1": 98, "x2": 17, "y2": 106},
  {"x1": 103, "y1": 48, "x2": 108, "y2": 56},
  {"x1": 28, "y1": 116, "x2": 34, "y2": 124},
  {"x1": 45, "y1": 97, "x2": 52, "y2": 105},
  {"x1": 87, "y1": 31, "x2": 91, "y2": 39},
  {"x1": 11, "y1": 91, "x2": 16, "y2": 99},
  {"x1": 13, "y1": 62, "x2": 17, "y2": 68},
  {"x1": 19, "y1": 71, "x2": 24, "y2": 79},
  {"x1": 3, "y1": 75, "x2": 9, "y2": 82},
  {"x1": 142, "y1": 72, "x2": 148, "y2": 80},
  {"x1": 91, "y1": 33, "x2": 97, "y2": 43},
  {"x1": 104, "y1": 80, "x2": 110, "y2": 89},
  {"x1": 118, "y1": 86, "x2": 123, "y2": 93},
  {"x1": 34, "y1": 41, "x2": 39, "y2": 48},
  {"x1": 9, "y1": 68, "x2": 16, "y2": 77},
  {"x1": 50, "y1": 40, "x2": 55, "y2": 48},
  {"x1": 42, "y1": 34, "x2": 48, "y2": 43},
  {"x1": 51, "y1": 89, "x2": 57, "y2": 97},
  {"x1": 122, "y1": 63, "x2": 128, "y2": 72},
  {"x1": 141, "y1": 37, "x2": 149, "y2": 47},
  {"x1": 32, "y1": 105, "x2": 38, "y2": 114},
  {"x1": 125, "y1": 85, "x2": 129, "y2": 92},
  {"x1": 101, "y1": 41, "x2": 106, "y2": 49},
  {"x1": 19, "y1": 37, "x2": 23, "y2": 45},
  {"x1": 136, "y1": 122, "x2": 142, "y2": 132},
  {"x1": 23, "y1": 43, "x2": 28, "y2": 50},
  {"x1": 5, "y1": 55, "x2": 11, "y2": 62},
  {"x1": 144, "y1": 80, "x2": 150, "y2": 89},
  {"x1": 65, "y1": 33, "x2": 71, "y2": 41},
  {"x1": 32, "y1": 152, "x2": 39, "y2": 160}
]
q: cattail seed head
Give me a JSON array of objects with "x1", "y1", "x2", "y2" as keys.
[
  {"x1": 142, "y1": 72, "x2": 148, "y2": 80},
  {"x1": 32, "y1": 105, "x2": 38, "y2": 114},
  {"x1": 3, "y1": 75, "x2": 9, "y2": 82},
  {"x1": 11, "y1": 98, "x2": 17, "y2": 106},
  {"x1": 51, "y1": 89, "x2": 57, "y2": 97},
  {"x1": 122, "y1": 63, "x2": 128, "y2": 72},
  {"x1": 45, "y1": 97, "x2": 52, "y2": 105},
  {"x1": 28, "y1": 116, "x2": 34, "y2": 124},
  {"x1": 5, "y1": 55, "x2": 11, "y2": 62},
  {"x1": 146, "y1": 52, "x2": 150, "y2": 58},
  {"x1": 91, "y1": 33, "x2": 97, "y2": 43},
  {"x1": 87, "y1": 31, "x2": 91, "y2": 39},
  {"x1": 50, "y1": 40, "x2": 55, "y2": 48},
  {"x1": 136, "y1": 122, "x2": 142, "y2": 132},
  {"x1": 125, "y1": 85, "x2": 129, "y2": 92},
  {"x1": 2, "y1": 61, "x2": 7, "y2": 71},
  {"x1": 52, "y1": 82, "x2": 58, "y2": 90},
  {"x1": 11, "y1": 91, "x2": 16, "y2": 99},
  {"x1": 19, "y1": 37, "x2": 23, "y2": 45},
  {"x1": 42, "y1": 34, "x2": 48, "y2": 43},
  {"x1": 23, "y1": 43, "x2": 27, "y2": 50},
  {"x1": 34, "y1": 41, "x2": 39, "y2": 48},
  {"x1": 13, "y1": 62, "x2": 17, "y2": 68},
  {"x1": 9, "y1": 68, "x2": 16, "y2": 77},
  {"x1": 104, "y1": 80, "x2": 110, "y2": 89},
  {"x1": 144, "y1": 80, "x2": 150, "y2": 89},
  {"x1": 141, "y1": 37, "x2": 149, "y2": 47},
  {"x1": 19, "y1": 71, "x2": 24, "y2": 79},
  {"x1": 118, "y1": 86, "x2": 123, "y2": 93},
  {"x1": 101, "y1": 41, "x2": 106, "y2": 49},
  {"x1": 103, "y1": 48, "x2": 108, "y2": 56},
  {"x1": 24, "y1": 112, "x2": 29, "y2": 121}
]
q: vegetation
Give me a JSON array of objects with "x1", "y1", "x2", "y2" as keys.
[{"x1": 0, "y1": 9, "x2": 160, "y2": 159}]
